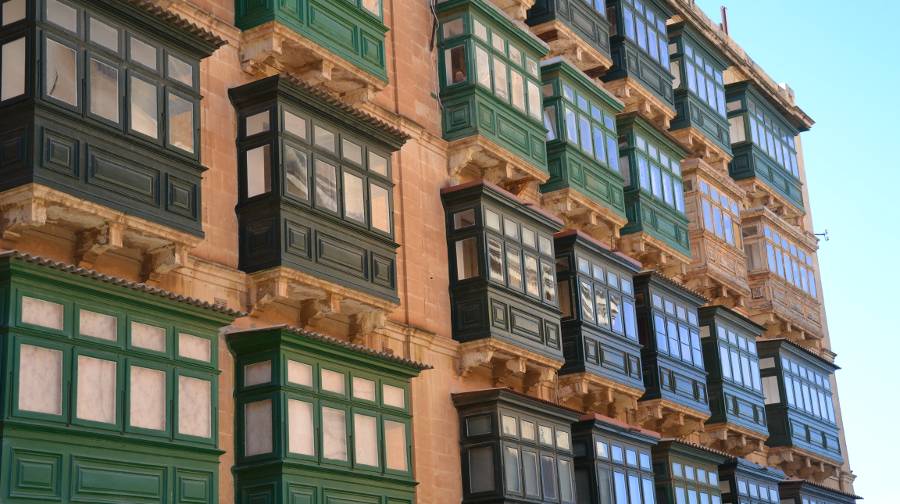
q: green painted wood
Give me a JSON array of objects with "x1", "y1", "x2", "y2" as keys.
[
  {"x1": 235, "y1": 0, "x2": 389, "y2": 81},
  {"x1": 778, "y1": 480, "x2": 859, "y2": 504},
  {"x1": 718, "y1": 458, "x2": 785, "y2": 504},
  {"x1": 651, "y1": 440, "x2": 728, "y2": 504}
]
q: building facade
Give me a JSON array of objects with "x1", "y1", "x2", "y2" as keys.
[{"x1": 0, "y1": 0, "x2": 859, "y2": 502}]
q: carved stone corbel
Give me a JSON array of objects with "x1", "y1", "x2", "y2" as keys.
[
  {"x1": 75, "y1": 221, "x2": 125, "y2": 269},
  {"x1": 298, "y1": 294, "x2": 341, "y2": 329},
  {"x1": 524, "y1": 366, "x2": 556, "y2": 396},
  {"x1": 459, "y1": 348, "x2": 494, "y2": 377},
  {"x1": 349, "y1": 309, "x2": 386, "y2": 345}
]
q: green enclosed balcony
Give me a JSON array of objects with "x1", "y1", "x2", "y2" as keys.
[
  {"x1": 228, "y1": 326, "x2": 428, "y2": 504},
  {"x1": 617, "y1": 114, "x2": 691, "y2": 275},
  {"x1": 540, "y1": 59, "x2": 628, "y2": 247},
  {"x1": 437, "y1": 0, "x2": 551, "y2": 200},
  {"x1": 725, "y1": 82, "x2": 806, "y2": 217},
  {"x1": 229, "y1": 75, "x2": 408, "y2": 346},
  {"x1": 757, "y1": 339, "x2": 842, "y2": 483},
  {"x1": 0, "y1": 251, "x2": 241, "y2": 504},
  {"x1": 236, "y1": 0, "x2": 389, "y2": 102},
  {"x1": 668, "y1": 22, "x2": 732, "y2": 168},
  {"x1": 651, "y1": 440, "x2": 727, "y2": 504},
  {"x1": 526, "y1": 0, "x2": 614, "y2": 75},
  {"x1": 717, "y1": 459, "x2": 785, "y2": 504},
  {"x1": 0, "y1": 0, "x2": 224, "y2": 279},
  {"x1": 778, "y1": 480, "x2": 860, "y2": 504},
  {"x1": 603, "y1": 0, "x2": 675, "y2": 130}
]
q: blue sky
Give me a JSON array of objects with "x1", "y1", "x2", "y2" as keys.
[{"x1": 691, "y1": 0, "x2": 899, "y2": 500}]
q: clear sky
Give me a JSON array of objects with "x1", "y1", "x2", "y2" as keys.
[{"x1": 691, "y1": 0, "x2": 899, "y2": 500}]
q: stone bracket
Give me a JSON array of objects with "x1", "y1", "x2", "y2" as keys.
[
  {"x1": 558, "y1": 374, "x2": 641, "y2": 423},
  {"x1": 458, "y1": 339, "x2": 562, "y2": 400},
  {"x1": 637, "y1": 400, "x2": 708, "y2": 438},
  {"x1": 768, "y1": 448, "x2": 841, "y2": 484},
  {"x1": 489, "y1": 0, "x2": 536, "y2": 21},
  {"x1": 142, "y1": 243, "x2": 189, "y2": 284},
  {"x1": 76, "y1": 222, "x2": 125, "y2": 270}
]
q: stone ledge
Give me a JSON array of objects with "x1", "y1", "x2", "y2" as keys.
[
  {"x1": 457, "y1": 338, "x2": 563, "y2": 401},
  {"x1": 557, "y1": 372, "x2": 643, "y2": 424},
  {"x1": 603, "y1": 77, "x2": 675, "y2": 131},
  {"x1": 541, "y1": 188, "x2": 627, "y2": 249},
  {"x1": 447, "y1": 135, "x2": 550, "y2": 204}
]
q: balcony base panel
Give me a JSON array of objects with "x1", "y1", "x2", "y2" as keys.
[
  {"x1": 637, "y1": 398, "x2": 710, "y2": 438},
  {"x1": 603, "y1": 77, "x2": 675, "y2": 131},
  {"x1": 557, "y1": 372, "x2": 642, "y2": 424},
  {"x1": 458, "y1": 338, "x2": 563, "y2": 401},
  {"x1": 448, "y1": 135, "x2": 549, "y2": 204},
  {"x1": 530, "y1": 20, "x2": 612, "y2": 76},
  {"x1": 541, "y1": 188, "x2": 627, "y2": 249}
]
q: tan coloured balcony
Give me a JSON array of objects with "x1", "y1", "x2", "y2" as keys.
[
  {"x1": 458, "y1": 338, "x2": 562, "y2": 401},
  {"x1": 682, "y1": 159, "x2": 750, "y2": 309},
  {"x1": 541, "y1": 189, "x2": 628, "y2": 249},
  {"x1": 248, "y1": 267, "x2": 399, "y2": 348},
  {"x1": 448, "y1": 136, "x2": 551, "y2": 205},
  {"x1": 530, "y1": 22, "x2": 613, "y2": 76},
  {"x1": 700, "y1": 422, "x2": 767, "y2": 458},
  {"x1": 603, "y1": 78, "x2": 676, "y2": 131},
  {"x1": 0, "y1": 184, "x2": 199, "y2": 284},
  {"x1": 637, "y1": 399, "x2": 710, "y2": 438},
  {"x1": 557, "y1": 372, "x2": 643, "y2": 424},
  {"x1": 768, "y1": 446, "x2": 842, "y2": 485}
]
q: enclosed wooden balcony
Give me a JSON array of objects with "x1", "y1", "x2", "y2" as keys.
[{"x1": 526, "y1": 0, "x2": 613, "y2": 76}]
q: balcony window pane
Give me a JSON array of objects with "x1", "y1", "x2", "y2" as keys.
[
  {"x1": 79, "y1": 310, "x2": 117, "y2": 341},
  {"x1": 22, "y1": 296, "x2": 64, "y2": 330},
  {"x1": 178, "y1": 376, "x2": 211, "y2": 438},
  {"x1": 559, "y1": 459, "x2": 574, "y2": 502},
  {"x1": 542, "y1": 262, "x2": 557, "y2": 304},
  {"x1": 244, "y1": 360, "x2": 271, "y2": 387},
  {"x1": 244, "y1": 399, "x2": 272, "y2": 456},
  {"x1": 18, "y1": 344, "x2": 62, "y2": 415},
  {"x1": 168, "y1": 93, "x2": 194, "y2": 153},
  {"x1": 130, "y1": 77, "x2": 158, "y2": 138},
  {"x1": 609, "y1": 293, "x2": 623, "y2": 333},
  {"x1": 445, "y1": 46, "x2": 466, "y2": 85},
  {"x1": 1, "y1": 37, "x2": 25, "y2": 100},
  {"x1": 287, "y1": 360, "x2": 313, "y2": 387},
  {"x1": 580, "y1": 280, "x2": 595, "y2": 322},
  {"x1": 352, "y1": 377, "x2": 376, "y2": 401},
  {"x1": 246, "y1": 110, "x2": 270, "y2": 136},
  {"x1": 288, "y1": 399, "x2": 314, "y2": 455},
  {"x1": 510, "y1": 70, "x2": 525, "y2": 111},
  {"x1": 454, "y1": 209, "x2": 476, "y2": 229},
  {"x1": 246, "y1": 145, "x2": 271, "y2": 198},
  {"x1": 595, "y1": 288, "x2": 610, "y2": 327},
  {"x1": 541, "y1": 455, "x2": 559, "y2": 499},
  {"x1": 506, "y1": 247, "x2": 523, "y2": 290},
  {"x1": 167, "y1": 54, "x2": 192, "y2": 86},
  {"x1": 362, "y1": 0, "x2": 380, "y2": 15},
  {"x1": 456, "y1": 238, "x2": 479, "y2": 280},
  {"x1": 284, "y1": 110, "x2": 307, "y2": 139},
  {"x1": 178, "y1": 333, "x2": 210, "y2": 362},
  {"x1": 284, "y1": 145, "x2": 309, "y2": 200},
  {"x1": 46, "y1": 0, "x2": 76, "y2": 31},
  {"x1": 493, "y1": 59, "x2": 508, "y2": 101},
  {"x1": 314, "y1": 125, "x2": 336, "y2": 153},
  {"x1": 343, "y1": 171, "x2": 365, "y2": 223},
  {"x1": 368, "y1": 152, "x2": 389, "y2": 177},
  {"x1": 2, "y1": 0, "x2": 25, "y2": 25},
  {"x1": 321, "y1": 368, "x2": 345, "y2": 395},
  {"x1": 89, "y1": 18, "x2": 118, "y2": 51},
  {"x1": 475, "y1": 46, "x2": 490, "y2": 88},
  {"x1": 385, "y1": 419, "x2": 409, "y2": 471},
  {"x1": 488, "y1": 238, "x2": 504, "y2": 282},
  {"x1": 614, "y1": 471, "x2": 627, "y2": 504},
  {"x1": 131, "y1": 322, "x2": 166, "y2": 352},
  {"x1": 46, "y1": 39, "x2": 77, "y2": 105},
  {"x1": 370, "y1": 183, "x2": 391, "y2": 233},
  {"x1": 323, "y1": 406, "x2": 347, "y2": 460},
  {"x1": 469, "y1": 446, "x2": 495, "y2": 492},
  {"x1": 354, "y1": 413, "x2": 378, "y2": 466},
  {"x1": 76, "y1": 355, "x2": 116, "y2": 424},
  {"x1": 130, "y1": 36, "x2": 157, "y2": 69},
  {"x1": 524, "y1": 255, "x2": 539, "y2": 297},
  {"x1": 315, "y1": 159, "x2": 338, "y2": 211},
  {"x1": 523, "y1": 450, "x2": 540, "y2": 497},
  {"x1": 89, "y1": 59, "x2": 118, "y2": 122},
  {"x1": 527, "y1": 81, "x2": 541, "y2": 119},
  {"x1": 129, "y1": 366, "x2": 166, "y2": 431},
  {"x1": 504, "y1": 446, "x2": 521, "y2": 492}
]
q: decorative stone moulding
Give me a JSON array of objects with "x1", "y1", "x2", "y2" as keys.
[
  {"x1": 541, "y1": 189, "x2": 628, "y2": 249},
  {"x1": 488, "y1": 0, "x2": 536, "y2": 21},
  {"x1": 557, "y1": 372, "x2": 642, "y2": 424},
  {"x1": 670, "y1": 126, "x2": 733, "y2": 172},
  {"x1": 448, "y1": 135, "x2": 551, "y2": 204},
  {"x1": 458, "y1": 338, "x2": 562, "y2": 400},
  {"x1": 603, "y1": 77, "x2": 676, "y2": 131},
  {"x1": 0, "y1": 184, "x2": 200, "y2": 284},
  {"x1": 248, "y1": 267, "x2": 398, "y2": 348},
  {"x1": 737, "y1": 179, "x2": 805, "y2": 226},
  {"x1": 240, "y1": 22, "x2": 387, "y2": 104},
  {"x1": 529, "y1": 20, "x2": 613, "y2": 76},
  {"x1": 700, "y1": 422, "x2": 767, "y2": 458},
  {"x1": 768, "y1": 446, "x2": 842, "y2": 485},
  {"x1": 617, "y1": 231, "x2": 692, "y2": 280},
  {"x1": 637, "y1": 398, "x2": 710, "y2": 438}
]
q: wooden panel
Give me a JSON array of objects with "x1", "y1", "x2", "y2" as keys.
[
  {"x1": 41, "y1": 129, "x2": 78, "y2": 178},
  {"x1": 87, "y1": 146, "x2": 159, "y2": 205},
  {"x1": 308, "y1": 2, "x2": 357, "y2": 54},
  {"x1": 176, "y1": 469, "x2": 213, "y2": 504},
  {"x1": 288, "y1": 484, "x2": 317, "y2": 504},
  {"x1": 9, "y1": 449, "x2": 62, "y2": 500},
  {"x1": 316, "y1": 232, "x2": 368, "y2": 278},
  {"x1": 285, "y1": 219, "x2": 312, "y2": 259},
  {"x1": 71, "y1": 457, "x2": 166, "y2": 501}
]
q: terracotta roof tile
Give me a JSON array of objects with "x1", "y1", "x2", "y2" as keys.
[{"x1": 124, "y1": 0, "x2": 226, "y2": 49}]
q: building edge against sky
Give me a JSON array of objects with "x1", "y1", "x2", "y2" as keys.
[{"x1": 0, "y1": 0, "x2": 859, "y2": 503}]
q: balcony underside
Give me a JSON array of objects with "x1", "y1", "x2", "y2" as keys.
[
  {"x1": 637, "y1": 398, "x2": 710, "y2": 438},
  {"x1": 603, "y1": 77, "x2": 675, "y2": 131},
  {"x1": 448, "y1": 135, "x2": 550, "y2": 204},
  {"x1": 541, "y1": 188, "x2": 627, "y2": 248},
  {"x1": 458, "y1": 338, "x2": 563, "y2": 401},
  {"x1": 618, "y1": 231, "x2": 691, "y2": 279},
  {"x1": 670, "y1": 126, "x2": 732, "y2": 171},
  {"x1": 700, "y1": 422, "x2": 767, "y2": 458},
  {"x1": 684, "y1": 234, "x2": 750, "y2": 310},
  {"x1": 488, "y1": 0, "x2": 536, "y2": 21},
  {"x1": 747, "y1": 274, "x2": 823, "y2": 350},
  {"x1": 0, "y1": 184, "x2": 200, "y2": 284},
  {"x1": 737, "y1": 179, "x2": 804, "y2": 226},
  {"x1": 768, "y1": 446, "x2": 841, "y2": 484},
  {"x1": 248, "y1": 266, "x2": 398, "y2": 347},
  {"x1": 558, "y1": 372, "x2": 643, "y2": 424},
  {"x1": 240, "y1": 22, "x2": 386, "y2": 104},
  {"x1": 530, "y1": 20, "x2": 613, "y2": 76}
]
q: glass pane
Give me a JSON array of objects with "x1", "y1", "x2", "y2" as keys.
[
  {"x1": 168, "y1": 93, "x2": 194, "y2": 153},
  {"x1": 352, "y1": 376, "x2": 376, "y2": 401},
  {"x1": 130, "y1": 77, "x2": 158, "y2": 138},
  {"x1": 129, "y1": 366, "x2": 166, "y2": 430},
  {"x1": 321, "y1": 368, "x2": 345, "y2": 394},
  {"x1": 246, "y1": 145, "x2": 271, "y2": 198},
  {"x1": 130, "y1": 36, "x2": 157, "y2": 69},
  {"x1": 362, "y1": 0, "x2": 380, "y2": 15},
  {"x1": 510, "y1": 70, "x2": 524, "y2": 111},
  {"x1": 468, "y1": 446, "x2": 494, "y2": 492},
  {"x1": 284, "y1": 145, "x2": 309, "y2": 200},
  {"x1": 178, "y1": 376, "x2": 211, "y2": 438},
  {"x1": 246, "y1": 110, "x2": 269, "y2": 136},
  {"x1": 504, "y1": 446, "x2": 521, "y2": 493},
  {"x1": 493, "y1": 59, "x2": 508, "y2": 101},
  {"x1": 315, "y1": 159, "x2": 338, "y2": 211},
  {"x1": 90, "y1": 59, "x2": 118, "y2": 122},
  {"x1": 383, "y1": 384, "x2": 405, "y2": 408},
  {"x1": 288, "y1": 399, "x2": 314, "y2": 455},
  {"x1": 284, "y1": 110, "x2": 307, "y2": 139},
  {"x1": 46, "y1": 0, "x2": 76, "y2": 32},
  {"x1": 178, "y1": 333, "x2": 210, "y2": 362},
  {"x1": 370, "y1": 183, "x2": 391, "y2": 233},
  {"x1": 89, "y1": 17, "x2": 118, "y2": 51},
  {"x1": 506, "y1": 247, "x2": 522, "y2": 290},
  {"x1": 131, "y1": 322, "x2": 166, "y2": 352},
  {"x1": 354, "y1": 413, "x2": 378, "y2": 466},
  {"x1": 1, "y1": 37, "x2": 25, "y2": 100},
  {"x1": 244, "y1": 360, "x2": 271, "y2": 386},
  {"x1": 541, "y1": 455, "x2": 558, "y2": 500},
  {"x1": 314, "y1": 125, "x2": 336, "y2": 152},
  {"x1": 521, "y1": 420, "x2": 535, "y2": 440},
  {"x1": 456, "y1": 237, "x2": 480, "y2": 280},
  {"x1": 369, "y1": 151, "x2": 388, "y2": 176},
  {"x1": 446, "y1": 46, "x2": 467, "y2": 85},
  {"x1": 21, "y1": 296, "x2": 64, "y2": 330},
  {"x1": 385, "y1": 420, "x2": 408, "y2": 471},
  {"x1": 475, "y1": 46, "x2": 490, "y2": 89},
  {"x1": 523, "y1": 451, "x2": 539, "y2": 497},
  {"x1": 167, "y1": 54, "x2": 192, "y2": 86},
  {"x1": 2, "y1": 0, "x2": 25, "y2": 25},
  {"x1": 18, "y1": 344, "x2": 62, "y2": 415},
  {"x1": 524, "y1": 255, "x2": 539, "y2": 297},
  {"x1": 76, "y1": 355, "x2": 116, "y2": 424},
  {"x1": 287, "y1": 360, "x2": 313, "y2": 387},
  {"x1": 322, "y1": 407, "x2": 347, "y2": 460},
  {"x1": 342, "y1": 139, "x2": 362, "y2": 164},
  {"x1": 244, "y1": 399, "x2": 272, "y2": 455},
  {"x1": 46, "y1": 39, "x2": 77, "y2": 105},
  {"x1": 342, "y1": 171, "x2": 365, "y2": 222},
  {"x1": 80, "y1": 310, "x2": 117, "y2": 341}
]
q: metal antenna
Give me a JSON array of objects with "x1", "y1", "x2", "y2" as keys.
[{"x1": 815, "y1": 230, "x2": 830, "y2": 242}]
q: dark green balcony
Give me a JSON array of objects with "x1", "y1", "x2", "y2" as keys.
[
  {"x1": 540, "y1": 59, "x2": 628, "y2": 244},
  {"x1": 526, "y1": 0, "x2": 613, "y2": 75},
  {"x1": 617, "y1": 114, "x2": 690, "y2": 268},
  {"x1": 0, "y1": 0, "x2": 223, "y2": 240},
  {"x1": 668, "y1": 22, "x2": 732, "y2": 163},
  {"x1": 572, "y1": 413, "x2": 659, "y2": 504},
  {"x1": 437, "y1": 0, "x2": 551, "y2": 186},
  {"x1": 0, "y1": 251, "x2": 241, "y2": 504},
  {"x1": 699, "y1": 306, "x2": 769, "y2": 455},
  {"x1": 757, "y1": 339, "x2": 842, "y2": 481},
  {"x1": 651, "y1": 440, "x2": 727, "y2": 504},
  {"x1": 228, "y1": 326, "x2": 428, "y2": 504},
  {"x1": 717, "y1": 459, "x2": 785, "y2": 504},
  {"x1": 453, "y1": 389, "x2": 580, "y2": 504},
  {"x1": 778, "y1": 480, "x2": 860, "y2": 504},
  {"x1": 725, "y1": 82, "x2": 806, "y2": 211}
]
